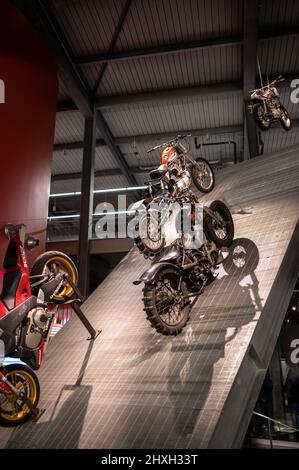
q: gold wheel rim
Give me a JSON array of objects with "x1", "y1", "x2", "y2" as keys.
[
  {"x1": 44, "y1": 256, "x2": 76, "y2": 299},
  {"x1": 0, "y1": 369, "x2": 38, "y2": 422}
]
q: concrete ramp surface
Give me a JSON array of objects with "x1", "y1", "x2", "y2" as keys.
[{"x1": 1, "y1": 145, "x2": 299, "y2": 449}]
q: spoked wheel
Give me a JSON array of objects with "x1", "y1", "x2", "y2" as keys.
[
  {"x1": 280, "y1": 105, "x2": 291, "y2": 131},
  {"x1": 191, "y1": 158, "x2": 215, "y2": 193},
  {"x1": 204, "y1": 200, "x2": 234, "y2": 247},
  {"x1": 143, "y1": 268, "x2": 190, "y2": 335},
  {"x1": 253, "y1": 103, "x2": 271, "y2": 131},
  {"x1": 0, "y1": 364, "x2": 40, "y2": 426},
  {"x1": 31, "y1": 251, "x2": 78, "y2": 304},
  {"x1": 134, "y1": 210, "x2": 165, "y2": 258}
]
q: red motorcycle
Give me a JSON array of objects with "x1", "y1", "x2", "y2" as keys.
[{"x1": 0, "y1": 223, "x2": 78, "y2": 426}]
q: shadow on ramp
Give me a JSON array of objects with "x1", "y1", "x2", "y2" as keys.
[{"x1": 5, "y1": 339, "x2": 96, "y2": 449}]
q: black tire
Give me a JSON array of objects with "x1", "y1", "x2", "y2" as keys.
[
  {"x1": 253, "y1": 103, "x2": 271, "y2": 131},
  {"x1": 0, "y1": 363, "x2": 40, "y2": 426},
  {"x1": 279, "y1": 105, "x2": 292, "y2": 131},
  {"x1": 191, "y1": 158, "x2": 215, "y2": 193},
  {"x1": 134, "y1": 211, "x2": 165, "y2": 258},
  {"x1": 143, "y1": 267, "x2": 190, "y2": 335},
  {"x1": 204, "y1": 200, "x2": 234, "y2": 248},
  {"x1": 31, "y1": 251, "x2": 78, "y2": 304}
]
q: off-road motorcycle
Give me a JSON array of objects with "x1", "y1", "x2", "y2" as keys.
[
  {"x1": 147, "y1": 134, "x2": 215, "y2": 196},
  {"x1": 0, "y1": 223, "x2": 78, "y2": 426},
  {"x1": 132, "y1": 193, "x2": 234, "y2": 259},
  {"x1": 134, "y1": 238, "x2": 224, "y2": 335},
  {"x1": 248, "y1": 76, "x2": 291, "y2": 131}
]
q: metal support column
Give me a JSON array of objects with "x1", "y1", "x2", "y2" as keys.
[
  {"x1": 78, "y1": 111, "x2": 97, "y2": 297},
  {"x1": 243, "y1": 0, "x2": 259, "y2": 159},
  {"x1": 269, "y1": 341, "x2": 286, "y2": 423}
]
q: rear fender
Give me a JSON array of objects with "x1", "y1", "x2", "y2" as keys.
[{"x1": 133, "y1": 262, "x2": 181, "y2": 285}]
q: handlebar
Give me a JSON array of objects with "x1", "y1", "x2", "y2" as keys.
[
  {"x1": 249, "y1": 76, "x2": 285, "y2": 94},
  {"x1": 147, "y1": 134, "x2": 191, "y2": 153}
]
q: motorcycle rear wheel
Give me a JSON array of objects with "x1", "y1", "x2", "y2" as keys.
[
  {"x1": 31, "y1": 251, "x2": 78, "y2": 304},
  {"x1": 0, "y1": 364, "x2": 40, "y2": 426},
  {"x1": 143, "y1": 268, "x2": 190, "y2": 335},
  {"x1": 191, "y1": 158, "x2": 215, "y2": 193},
  {"x1": 204, "y1": 200, "x2": 234, "y2": 248},
  {"x1": 280, "y1": 105, "x2": 292, "y2": 131},
  {"x1": 253, "y1": 103, "x2": 271, "y2": 131}
]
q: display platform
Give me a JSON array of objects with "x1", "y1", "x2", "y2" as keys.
[{"x1": 1, "y1": 145, "x2": 299, "y2": 449}]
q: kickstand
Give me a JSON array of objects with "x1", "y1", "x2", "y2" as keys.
[{"x1": 64, "y1": 274, "x2": 102, "y2": 340}]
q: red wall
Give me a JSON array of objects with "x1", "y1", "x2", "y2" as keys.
[{"x1": 0, "y1": 1, "x2": 58, "y2": 266}]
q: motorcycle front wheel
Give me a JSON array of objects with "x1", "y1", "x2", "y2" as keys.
[
  {"x1": 31, "y1": 251, "x2": 78, "y2": 304},
  {"x1": 204, "y1": 200, "x2": 234, "y2": 248},
  {"x1": 253, "y1": 103, "x2": 271, "y2": 131},
  {"x1": 143, "y1": 267, "x2": 190, "y2": 335},
  {"x1": 134, "y1": 211, "x2": 165, "y2": 258},
  {"x1": 191, "y1": 158, "x2": 215, "y2": 193},
  {"x1": 280, "y1": 105, "x2": 292, "y2": 131},
  {"x1": 0, "y1": 364, "x2": 40, "y2": 426}
]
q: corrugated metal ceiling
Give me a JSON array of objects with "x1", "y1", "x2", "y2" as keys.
[
  {"x1": 51, "y1": 0, "x2": 243, "y2": 57},
  {"x1": 101, "y1": 94, "x2": 242, "y2": 136},
  {"x1": 260, "y1": 0, "x2": 299, "y2": 29},
  {"x1": 52, "y1": 146, "x2": 120, "y2": 175},
  {"x1": 51, "y1": 0, "x2": 299, "y2": 192},
  {"x1": 82, "y1": 44, "x2": 242, "y2": 95},
  {"x1": 51, "y1": 173, "x2": 131, "y2": 194}
]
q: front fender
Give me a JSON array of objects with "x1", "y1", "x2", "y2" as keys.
[{"x1": 133, "y1": 262, "x2": 181, "y2": 285}]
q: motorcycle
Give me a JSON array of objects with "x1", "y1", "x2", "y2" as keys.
[
  {"x1": 0, "y1": 223, "x2": 78, "y2": 425},
  {"x1": 248, "y1": 76, "x2": 291, "y2": 131},
  {"x1": 132, "y1": 193, "x2": 234, "y2": 259},
  {"x1": 147, "y1": 134, "x2": 215, "y2": 195},
  {"x1": 133, "y1": 239, "x2": 223, "y2": 335}
]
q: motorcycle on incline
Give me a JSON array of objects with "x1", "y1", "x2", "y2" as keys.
[
  {"x1": 132, "y1": 188, "x2": 234, "y2": 259},
  {"x1": 147, "y1": 134, "x2": 215, "y2": 195},
  {"x1": 248, "y1": 76, "x2": 291, "y2": 131},
  {"x1": 0, "y1": 223, "x2": 78, "y2": 426},
  {"x1": 134, "y1": 238, "x2": 224, "y2": 335}
]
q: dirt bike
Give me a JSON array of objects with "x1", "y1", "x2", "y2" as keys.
[
  {"x1": 132, "y1": 190, "x2": 234, "y2": 259},
  {"x1": 134, "y1": 239, "x2": 224, "y2": 335},
  {"x1": 0, "y1": 223, "x2": 78, "y2": 426},
  {"x1": 248, "y1": 76, "x2": 291, "y2": 131},
  {"x1": 147, "y1": 134, "x2": 215, "y2": 195}
]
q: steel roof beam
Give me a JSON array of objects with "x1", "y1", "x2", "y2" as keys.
[
  {"x1": 76, "y1": 35, "x2": 242, "y2": 65},
  {"x1": 13, "y1": 0, "x2": 139, "y2": 189},
  {"x1": 95, "y1": 81, "x2": 242, "y2": 109},
  {"x1": 53, "y1": 125, "x2": 243, "y2": 152},
  {"x1": 92, "y1": 0, "x2": 133, "y2": 95},
  {"x1": 57, "y1": 71, "x2": 299, "y2": 113},
  {"x1": 75, "y1": 30, "x2": 299, "y2": 66},
  {"x1": 12, "y1": 0, "x2": 93, "y2": 118}
]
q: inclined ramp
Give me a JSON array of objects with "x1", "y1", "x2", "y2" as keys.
[{"x1": 1, "y1": 145, "x2": 299, "y2": 449}]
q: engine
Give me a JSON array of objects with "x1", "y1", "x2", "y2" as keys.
[
  {"x1": 21, "y1": 307, "x2": 49, "y2": 349},
  {"x1": 187, "y1": 244, "x2": 219, "y2": 286},
  {"x1": 167, "y1": 160, "x2": 191, "y2": 195}
]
